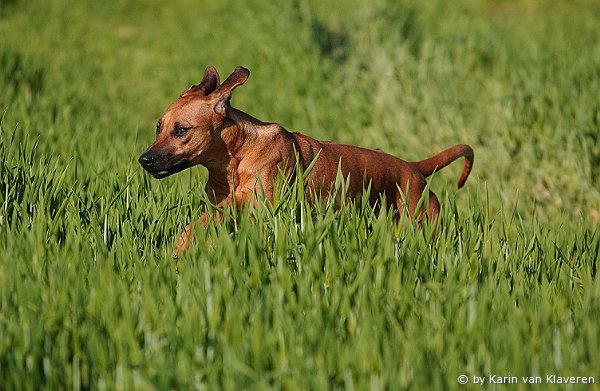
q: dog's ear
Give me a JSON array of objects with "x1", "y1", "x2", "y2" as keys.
[
  {"x1": 182, "y1": 66, "x2": 221, "y2": 97},
  {"x1": 213, "y1": 66, "x2": 250, "y2": 116}
]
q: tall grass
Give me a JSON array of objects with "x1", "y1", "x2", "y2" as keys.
[{"x1": 1, "y1": 0, "x2": 600, "y2": 389}]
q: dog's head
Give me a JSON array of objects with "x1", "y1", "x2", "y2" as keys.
[{"x1": 139, "y1": 66, "x2": 250, "y2": 179}]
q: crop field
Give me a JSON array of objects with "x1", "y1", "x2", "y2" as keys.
[{"x1": 1, "y1": 0, "x2": 600, "y2": 389}]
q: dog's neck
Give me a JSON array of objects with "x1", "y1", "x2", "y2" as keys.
[
  {"x1": 220, "y1": 107, "x2": 266, "y2": 160},
  {"x1": 204, "y1": 107, "x2": 268, "y2": 202}
]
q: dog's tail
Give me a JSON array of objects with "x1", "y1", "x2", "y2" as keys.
[{"x1": 412, "y1": 144, "x2": 474, "y2": 188}]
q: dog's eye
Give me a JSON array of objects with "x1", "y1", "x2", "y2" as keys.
[{"x1": 171, "y1": 124, "x2": 192, "y2": 137}]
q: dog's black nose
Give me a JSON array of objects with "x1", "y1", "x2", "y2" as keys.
[{"x1": 138, "y1": 153, "x2": 153, "y2": 169}]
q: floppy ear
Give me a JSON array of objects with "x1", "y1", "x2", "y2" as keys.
[
  {"x1": 213, "y1": 66, "x2": 250, "y2": 116},
  {"x1": 181, "y1": 66, "x2": 221, "y2": 97}
]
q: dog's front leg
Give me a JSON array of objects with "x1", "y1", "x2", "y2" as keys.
[
  {"x1": 173, "y1": 209, "x2": 224, "y2": 258},
  {"x1": 173, "y1": 219, "x2": 201, "y2": 259}
]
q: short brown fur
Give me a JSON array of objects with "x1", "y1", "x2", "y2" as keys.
[{"x1": 139, "y1": 66, "x2": 474, "y2": 257}]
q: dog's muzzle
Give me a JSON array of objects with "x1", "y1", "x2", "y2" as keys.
[{"x1": 138, "y1": 151, "x2": 190, "y2": 179}]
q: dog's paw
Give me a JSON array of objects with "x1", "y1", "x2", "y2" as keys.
[{"x1": 173, "y1": 226, "x2": 192, "y2": 258}]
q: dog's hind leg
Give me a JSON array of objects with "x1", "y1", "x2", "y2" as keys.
[
  {"x1": 393, "y1": 177, "x2": 440, "y2": 237},
  {"x1": 427, "y1": 192, "x2": 440, "y2": 238}
]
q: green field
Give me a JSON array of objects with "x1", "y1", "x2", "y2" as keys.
[{"x1": 2, "y1": 0, "x2": 600, "y2": 389}]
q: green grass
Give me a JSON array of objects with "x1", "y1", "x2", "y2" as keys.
[{"x1": 1, "y1": 0, "x2": 600, "y2": 389}]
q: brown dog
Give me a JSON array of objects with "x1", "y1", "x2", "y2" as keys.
[{"x1": 139, "y1": 66, "x2": 474, "y2": 256}]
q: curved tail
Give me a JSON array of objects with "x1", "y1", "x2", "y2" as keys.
[{"x1": 412, "y1": 144, "x2": 474, "y2": 188}]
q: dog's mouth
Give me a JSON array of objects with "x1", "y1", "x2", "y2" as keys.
[
  {"x1": 139, "y1": 151, "x2": 190, "y2": 179},
  {"x1": 149, "y1": 159, "x2": 190, "y2": 179}
]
